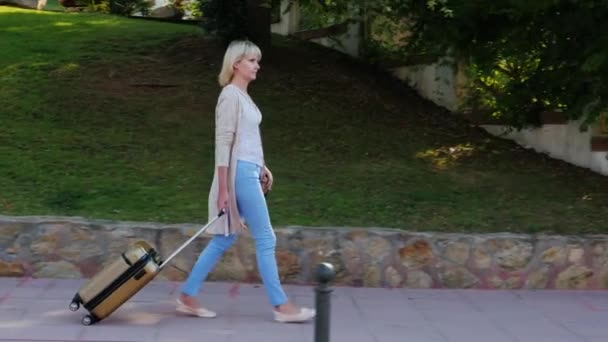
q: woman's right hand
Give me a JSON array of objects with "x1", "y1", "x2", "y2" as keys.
[{"x1": 217, "y1": 189, "x2": 229, "y2": 212}]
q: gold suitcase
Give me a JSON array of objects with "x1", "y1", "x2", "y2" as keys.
[{"x1": 69, "y1": 210, "x2": 225, "y2": 325}]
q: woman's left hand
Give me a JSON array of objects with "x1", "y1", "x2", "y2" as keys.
[{"x1": 260, "y1": 165, "x2": 273, "y2": 194}]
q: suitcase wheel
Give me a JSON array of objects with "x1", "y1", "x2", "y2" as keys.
[
  {"x1": 69, "y1": 301, "x2": 80, "y2": 312},
  {"x1": 81, "y1": 315, "x2": 95, "y2": 326}
]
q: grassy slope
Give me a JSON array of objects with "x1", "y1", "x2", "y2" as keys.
[{"x1": 1, "y1": 6, "x2": 607, "y2": 234}]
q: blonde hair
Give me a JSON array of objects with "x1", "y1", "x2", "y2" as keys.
[{"x1": 218, "y1": 40, "x2": 262, "y2": 87}]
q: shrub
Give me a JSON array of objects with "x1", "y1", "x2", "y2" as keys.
[
  {"x1": 298, "y1": 0, "x2": 608, "y2": 129},
  {"x1": 106, "y1": 0, "x2": 151, "y2": 16}
]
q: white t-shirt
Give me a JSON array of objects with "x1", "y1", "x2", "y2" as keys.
[{"x1": 228, "y1": 85, "x2": 264, "y2": 167}]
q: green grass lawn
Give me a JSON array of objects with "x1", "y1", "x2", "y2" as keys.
[{"x1": 1, "y1": 6, "x2": 607, "y2": 234}]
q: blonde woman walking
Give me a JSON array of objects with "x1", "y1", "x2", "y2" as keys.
[{"x1": 176, "y1": 40, "x2": 315, "y2": 323}]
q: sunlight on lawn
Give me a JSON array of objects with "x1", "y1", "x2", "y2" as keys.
[
  {"x1": 0, "y1": 6, "x2": 55, "y2": 14},
  {"x1": 84, "y1": 19, "x2": 125, "y2": 26},
  {"x1": 415, "y1": 143, "x2": 477, "y2": 170},
  {"x1": 53, "y1": 21, "x2": 74, "y2": 26},
  {"x1": 44, "y1": 62, "x2": 81, "y2": 76}
]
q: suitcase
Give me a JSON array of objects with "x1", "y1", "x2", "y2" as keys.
[{"x1": 69, "y1": 210, "x2": 225, "y2": 326}]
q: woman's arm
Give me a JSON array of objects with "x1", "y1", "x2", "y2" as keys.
[
  {"x1": 215, "y1": 89, "x2": 239, "y2": 209},
  {"x1": 217, "y1": 166, "x2": 229, "y2": 209}
]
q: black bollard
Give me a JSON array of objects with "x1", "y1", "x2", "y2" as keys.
[{"x1": 314, "y1": 262, "x2": 335, "y2": 342}]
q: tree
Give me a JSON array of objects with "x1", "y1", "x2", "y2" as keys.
[
  {"x1": 391, "y1": 0, "x2": 608, "y2": 129},
  {"x1": 245, "y1": 0, "x2": 272, "y2": 50},
  {"x1": 297, "y1": 0, "x2": 608, "y2": 129},
  {"x1": 200, "y1": 0, "x2": 272, "y2": 49}
]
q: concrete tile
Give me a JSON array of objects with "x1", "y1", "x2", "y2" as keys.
[
  {"x1": 342, "y1": 286, "x2": 407, "y2": 300},
  {"x1": 157, "y1": 313, "x2": 232, "y2": 332},
  {"x1": 130, "y1": 282, "x2": 179, "y2": 302},
  {"x1": 0, "y1": 307, "x2": 25, "y2": 320},
  {"x1": 374, "y1": 329, "x2": 446, "y2": 342},
  {"x1": 5, "y1": 284, "x2": 51, "y2": 298},
  {"x1": 12, "y1": 324, "x2": 84, "y2": 340},
  {"x1": 231, "y1": 316, "x2": 312, "y2": 335},
  {"x1": 438, "y1": 323, "x2": 516, "y2": 342},
  {"x1": 360, "y1": 310, "x2": 426, "y2": 327},
  {"x1": 80, "y1": 325, "x2": 159, "y2": 341},
  {"x1": 0, "y1": 277, "x2": 19, "y2": 289},
  {"x1": 562, "y1": 321, "x2": 608, "y2": 339},
  {"x1": 51, "y1": 277, "x2": 88, "y2": 286},
  {"x1": 325, "y1": 332, "x2": 377, "y2": 342},
  {"x1": 513, "y1": 338, "x2": 583, "y2": 342},
  {"x1": 423, "y1": 311, "x2": 493, "y2": 326},
  {"x1": 442, "y1": 331, "x2": 515, "y2": 342},
  {"x1": 157, "y1": 325, "x2": 232, "y2": 342},
  {"x1": 503, "y1": 325, "x2": 585, "y2": 342},
  {"x1": 222, "y1": 297, "x2": 271, "y2": 317},
  {"x1": 403, "y1": 289, "x2": 465, "y2": 300},
  {"x1": 229, "y1": 331, "x2": 303, "y2": 342},
  {"x1": 23, "y1": 307, "x2": 78, "y2": 326},
  {"x1": 0, "y1": 278, "x2": 604, "y2": 342},
  {"x1": 92, "y1": 308, "x2": 171, "y2": 327}
]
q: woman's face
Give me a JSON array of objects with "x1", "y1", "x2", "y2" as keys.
[{"x1": 233, "y1": 54, "x2": 260, "y2": 82}]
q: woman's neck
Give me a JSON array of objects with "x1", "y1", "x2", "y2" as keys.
[{"x1": 230, "y1": 77, "x2": 249, "y2": 94}]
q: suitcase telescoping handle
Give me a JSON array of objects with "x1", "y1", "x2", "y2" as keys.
[{"x1": 159, "y1": 209, "x2": 227, "y2": 270}]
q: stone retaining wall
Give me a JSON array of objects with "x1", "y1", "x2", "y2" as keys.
[{"x1": 1, "y1": 216, "x2": 607, "y2": 289}]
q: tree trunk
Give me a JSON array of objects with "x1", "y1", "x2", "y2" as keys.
[{"x1": 246, "y1": 0, "x2": 272, "y2": 50}]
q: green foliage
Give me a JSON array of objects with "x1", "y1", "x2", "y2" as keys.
[
  {"x1": 299, "y1": 0, "x2": 608, "y2": 129},
  {"x1": 199, "y1": 0, "x2": 249, "y2": 44},
  {"x1": 58, "y1": 0, "x2": 89, "y2": 7},
  {"x1": 176, "y1": 0, "x2": 202, "y2": 19},
  {"x1": 387, "y1": 0, "x2": 608, "y2": 128},
  {"x1": 106, "y1": 0, "x2": 151, "y2": 16},
  {"x1": 298, "y1": 0, "x2": 354, "y2": 30},
  {"x1": 200, "y1": 0, "x2": 279, "y2": 45},
  {"x1": 58, "y1": 0, "x2": 150, "y2": 15}
]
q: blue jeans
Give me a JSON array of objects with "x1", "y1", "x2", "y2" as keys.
[{"x1": 180, "y1": 160, "x2": 288, "y2": 306}]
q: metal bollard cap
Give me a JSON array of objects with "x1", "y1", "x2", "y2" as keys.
[{"x1": 315, "y1": 262, "x2": 335, "y2": 284}]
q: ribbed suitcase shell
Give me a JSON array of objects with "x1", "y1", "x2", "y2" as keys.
[
  {"x1": 69, "y1": 210, "x2": 225, "y2": 325},
  {"x1": 71, "y1": 241, "x2": 160, "y2": 325}
]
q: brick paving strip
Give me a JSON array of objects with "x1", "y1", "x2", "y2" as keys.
[{"x1": 0, "y1": 277, "x2": 607, "y2": 342}]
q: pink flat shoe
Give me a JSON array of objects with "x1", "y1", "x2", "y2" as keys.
[
  {"x1": 176, "y1": 299, "x2": 217, "y2": 318},
  {"x1": 273, "y1": 307, "x2": 316, "y2": 323}
]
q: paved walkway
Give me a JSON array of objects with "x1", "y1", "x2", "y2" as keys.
[{"x1": 0, "y1": 277, "x2": 606, "y2": 342}]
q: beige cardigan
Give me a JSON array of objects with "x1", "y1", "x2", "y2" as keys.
[{"x1": 206, "y1": 85, "x2": 249, "y2": 235}]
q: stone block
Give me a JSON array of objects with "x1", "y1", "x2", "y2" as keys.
[
  {"x1": 525, "y1": 267, "x2": 550, "y2": 289},
  {"x1": 0, "y1": 260, "x2": 26, "y2": 277},
  {"x1": 276, "y1": 249, "x2": 301, "y2": 282},
  {"x1": 2, "y1": 216, "x2": 608, "y2": 290},
  {"x1": 34, "y1": 261, "x2": 81, "y2": 278},
  {"x1": 405, "y1": 270, "x2": 433, "y2": 288},
  {"x1": 591, "y1": 240, "x2": 608, "y2": 267},
  {"x1": 366, "y1": 235, "x2": 392, "y2": 263},
  {"x1": 399, "y1": 239, "x2": 435, "y2": 269},
  {"x1": 439, "y1": 266, "x2": 478, "y2": 288},
  {"x1": 567, "y1": 245, "x2": 585, "y2": 264},
  {"x1": 471, "y1": 247, "x2": 492, "y2": 270},
  {"x1": 541, "y1": 246, "x2": 568, "y2": 265},
  {"x1": 483, "y1": 238, "x2": 533, "y2": 271},
  {"x1": 556, "y1": 265, "x2": 593, "y2": 289},
  {"x1": 444, "y1": 241, "x2": 471, "y2": 265},
  {"x1": 207, "y1": 247, "x2": 247, "y2": 282},
  {"x1": 363, "y1": 266, "x2": 381, "y2": 287},
  {"x1": 384, "y1": 266, "x2": 403, "y2": 287}
]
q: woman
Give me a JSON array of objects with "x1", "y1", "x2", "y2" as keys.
[{"x1": 176, "y1": 40, "x2": 316, "y2": 323}]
